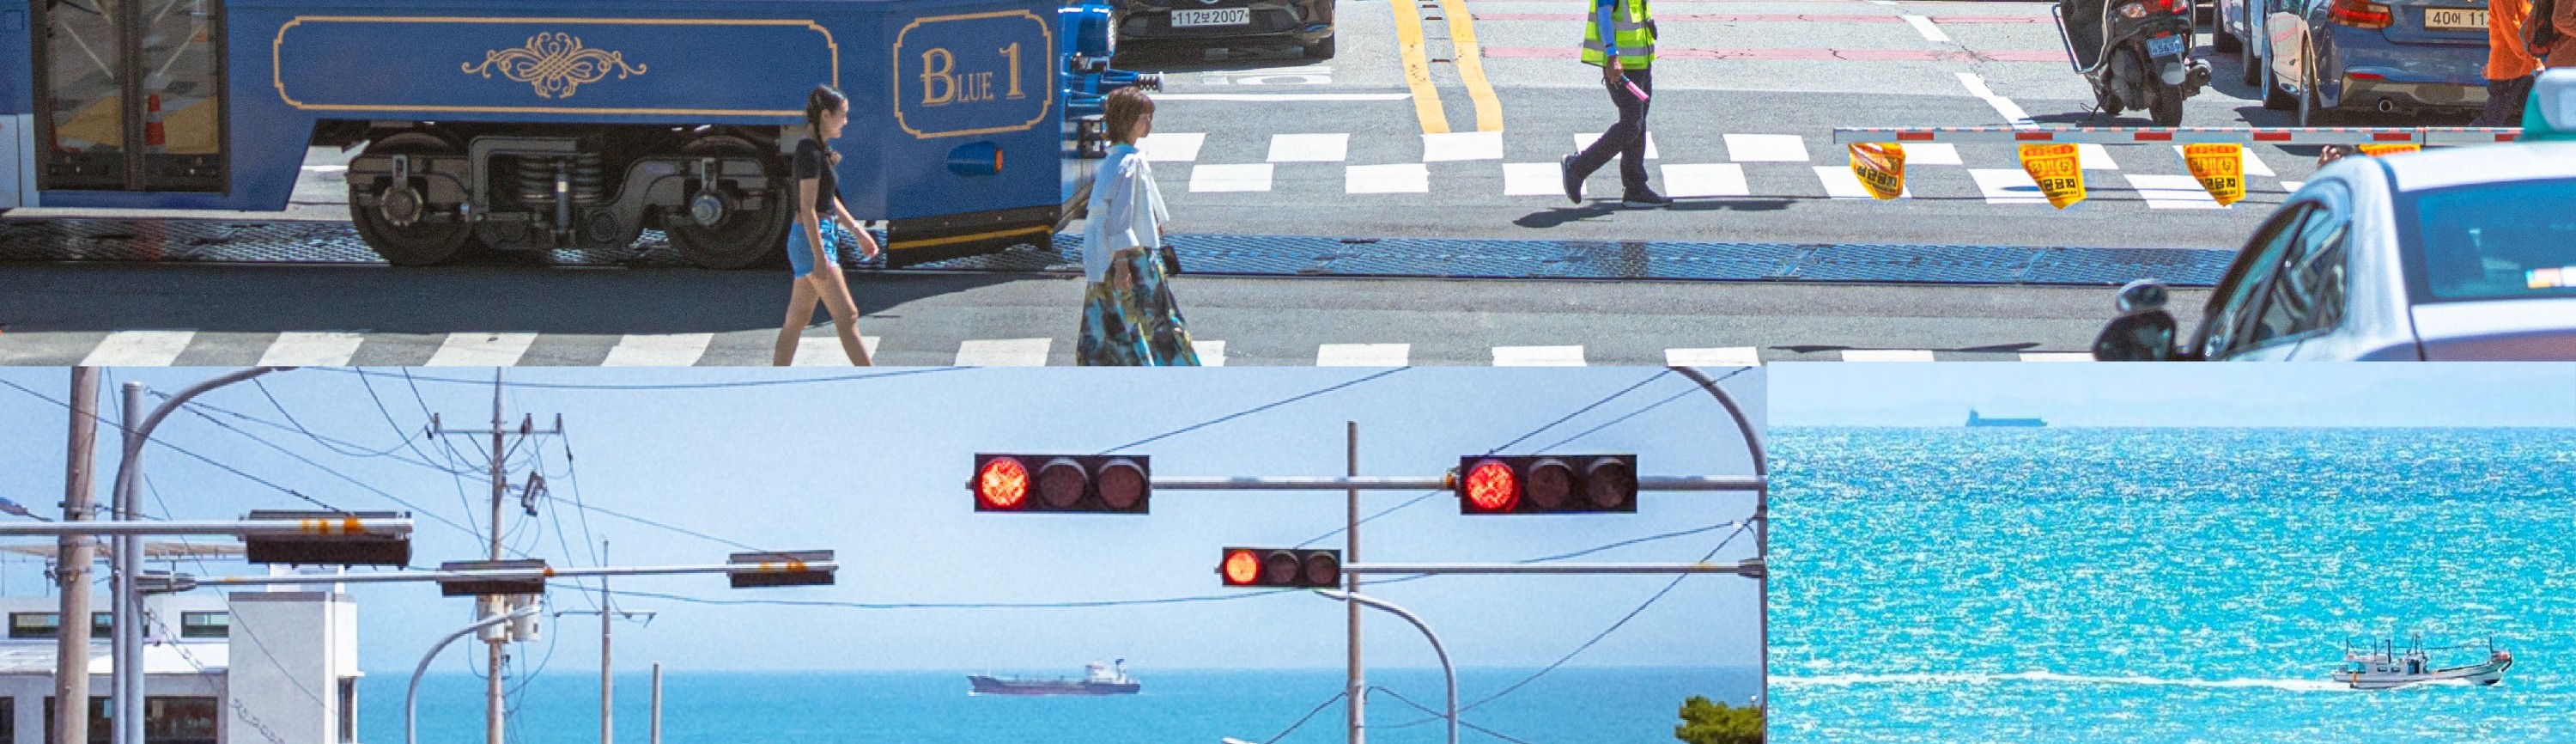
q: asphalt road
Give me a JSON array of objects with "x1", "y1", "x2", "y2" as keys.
[{"x1": 0, "y1": 262, "x2": 2207, "y2": 365}]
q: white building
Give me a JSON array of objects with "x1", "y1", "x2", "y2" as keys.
[{"x1": 0, "y1": 589, "x2": 359, "y2": 744}]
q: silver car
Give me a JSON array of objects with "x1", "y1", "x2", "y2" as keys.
[{"x1": 2093, "y1": 76, "x2": 2576, "y2": 360}]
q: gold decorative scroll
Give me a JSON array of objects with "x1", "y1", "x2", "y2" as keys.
[{"x1": 462, "y1": 33, "x2": 647, "y2": 99}]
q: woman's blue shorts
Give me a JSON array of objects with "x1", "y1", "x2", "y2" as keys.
[{"x1": 787, "y1": 221, "x2": 854, "y2": 279}]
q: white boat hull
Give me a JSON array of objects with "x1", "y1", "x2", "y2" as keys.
[{"x1": 2336, "y1": 656, "x2": 2513, "y2": 690}]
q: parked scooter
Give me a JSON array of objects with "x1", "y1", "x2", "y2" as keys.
[{"x1": 2055, "y1": 0, "x2": 2213, "y2": 126}]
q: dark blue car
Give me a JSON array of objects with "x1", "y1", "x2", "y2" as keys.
[{"x1": 2259, "y1": 0, "x2": 2490, "y2": 125}]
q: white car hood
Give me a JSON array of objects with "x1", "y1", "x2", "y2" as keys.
[{"x1": 2410, "y1": 298, "x2": 2576, "y2": 361}]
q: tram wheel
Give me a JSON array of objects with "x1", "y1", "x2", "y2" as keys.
[
  {"x1": 665, "y1": 135, "x2": 792, "y2": 270},
  {"x1": 349, "y1": 131, "x2": 482, "y2": 266}
]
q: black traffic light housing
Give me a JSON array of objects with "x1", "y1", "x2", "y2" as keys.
[
  {"x1": 1218, "y1": 547, "x2": 1342, "y2": 588},
  {"x1": 1455, "y1": 455, "x2": 1638, "y2": 515},
  {"x1": 972, "y1": 454, "x2": 1150, "y2": 514},
  {"x1": 242, "y1": 509, "x2": 412, "y2": 567},
  {"x1": 728, "y1": 550, "x2": 838, "y2": 588},
  {"x1": 437, "y1": 559, "x2": 548, "y2": 597}
]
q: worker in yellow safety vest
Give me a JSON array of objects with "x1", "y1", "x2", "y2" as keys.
[{"x1": 1559, "y1": 0, "x2": 1665, "y2": 208}]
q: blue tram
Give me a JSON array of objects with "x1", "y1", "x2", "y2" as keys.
[{"x1": 0, "y1": 0, "x2": 1152, "y2": 268}]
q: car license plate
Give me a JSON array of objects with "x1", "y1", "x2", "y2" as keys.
[
  {"x1": 1171, "y1": 8, "x2": 1252, "y2": 27},
  {"x1": 2148, "y1": 34, "x2": 2186, "y2": 58},
  {"x1": 2425, "y1": 8, "x2": 2486, "y2": 30}
]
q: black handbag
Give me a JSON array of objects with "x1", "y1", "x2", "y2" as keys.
[{"x1": 1158, "y1": 244, "x2": 1182, "y2": 276}]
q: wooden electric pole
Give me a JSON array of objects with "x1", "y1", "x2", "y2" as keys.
[{"x1": 53, "y1": 368, "x2": 99, "y2": 744}]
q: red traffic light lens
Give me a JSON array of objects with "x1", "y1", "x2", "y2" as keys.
[
  {"x1": 1526, "y1": 459, "x2": 1574, "y2": 510},
  {"x1": 1097, "y1": 459, "x2": 1146, "y2": 510},
  {"x1": 1463, "y1": 460, "x2": 1520, "y2": 513},
  {"x1": 1585, "y1": 457, "x2": 1636, "y2": 510},
  {"x1": 1222, "y1": 549, "x2": 1261, "y2": 586},
  {"x1": 1036, "y1": 458, "x2": 1088, "y2": 509},
  {"x1": 1301, "y1": 552, "x2": 1340, "y2": 588},
  {"x1": 976, "y1": 457, "x2": 1030, "y2": 509}
]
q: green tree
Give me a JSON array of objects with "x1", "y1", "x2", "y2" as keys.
[{"x1": 1674, "y1": 695, "x2": 1763, "y2": 744}]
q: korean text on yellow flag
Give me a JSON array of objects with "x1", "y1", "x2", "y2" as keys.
[
  {"x1": 2181, "y1": 143, "x2": 2246, "y2": 207},
  {"x1": 2017, "y1": 143, "x2": 2085, "y2": 210},
  {"x1": 2359, "y1": 143, "x2": 2422, "y2": 157},
  {"x1": 1847, "y1": 143, "x2": 1906, "y2": 200}
]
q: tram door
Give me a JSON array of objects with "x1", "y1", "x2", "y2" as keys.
[{"x1": 32, "y1": 0, "x2": 225, "y2": 192}]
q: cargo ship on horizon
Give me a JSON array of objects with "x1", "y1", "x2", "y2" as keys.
[
  {"x1": 969, "y1": 660, "x2": 1140, "y2": 696},
  {"x1": 1965, "y1": 409, "x2": 2046, "y2": 428}
]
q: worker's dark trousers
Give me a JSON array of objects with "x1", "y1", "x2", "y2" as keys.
[{"x1": 1569, "y1": 66, "x2": 1653, "y2": 196}]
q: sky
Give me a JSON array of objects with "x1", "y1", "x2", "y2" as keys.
[
  {"x1": 1773, "y1": 363, "x2": 2576, "y2": 428},
  {"x1": 0, "y1": 366, "x2": 1764, "y2": 675}
]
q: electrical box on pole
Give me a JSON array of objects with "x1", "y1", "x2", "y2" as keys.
[
  {"x1": 1455, "y1": 455, "x2": 1638, "y2": 515},
  {"x1": 242, "y1": 509, "x2": 415, "y2": 566},
  {"x1": 972, "y1": 454, "x2": 1150, "y2": 514}
]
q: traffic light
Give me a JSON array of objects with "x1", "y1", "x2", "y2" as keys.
[
  {"x1": 1455, "y1": 455, "x2": 1638, "y2": 514},
  {"x1": 727, "y1": 550, "x2": 838, "y2": 588},
  {"x1": 1218, "y1": 547, "x2": 1341, "y2": 588},
  {"x1": 241, "y1": 510, "x2": 412, "y2": 567},
  {"x1": 436, "y1": 559, "x2": 548, "y2": 597},
  {"x1": 971, "y1": 454, "x2": 1149, "y2": 514}
]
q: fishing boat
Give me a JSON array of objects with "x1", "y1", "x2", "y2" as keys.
[
  {"x1": 969, "y1": 660, "x2": 1141, "y2": 696},
  {"x1": 1965, "y1": 409, "x2": 2046, "y2": 428},
  {"x1": 2333, "y1": 636, "x2": 2513, "y2": 690}
]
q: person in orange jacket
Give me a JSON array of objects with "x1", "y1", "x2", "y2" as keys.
[
  {"x1": 2549, "y1": 0, "x2": 2576, "y2": 69},
  {"x1": 2481, "y1": 0, "x2": 2543, "y2": 125}
]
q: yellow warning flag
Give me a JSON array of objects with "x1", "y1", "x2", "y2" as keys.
[
  {"x1": 1847, "y1": 143, "x2": 1906, "y2": 200},
  {"x1": 2358, "y1": 143, "x2": 2421, "y2": 157},
  {"x1": 2181, "y1": 143, "x2": 2246, "y2": 207},
  {"x1": 2017, "y1": 143, "x2": 2085, "y2": 210}
]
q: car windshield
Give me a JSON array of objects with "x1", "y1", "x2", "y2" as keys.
[{"x1": 2402, "y1": 177, "x2": 2576, "y2": 303}]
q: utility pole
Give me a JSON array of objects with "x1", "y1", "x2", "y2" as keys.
[
  {"x1": 1344, "y1": 421, "x2": 1364, "y2": 744},
  {"x1": 560, "y1": 540, "x2": 657, "y2": 744},
  {"x1": 429, "y1": 369, "x2": 562, "y2": 744},
  {"x1": 54, "y1": 368, "x2": 98, "y2": 744}
]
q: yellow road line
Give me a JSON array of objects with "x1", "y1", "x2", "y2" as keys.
[
  {"x1": 1387, "y1": 0, "x2": 1450, "y2": 134},
  {"x1": 1435, "y1": 0, "x2": 1504, "y2": 132}
]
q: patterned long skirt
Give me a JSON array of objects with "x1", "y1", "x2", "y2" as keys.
[{"x1": 1077, "y1": 249, "x2": 1201, "y2": 366}]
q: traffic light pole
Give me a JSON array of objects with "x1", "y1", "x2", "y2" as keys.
[
  {"x1": 1344, "y1": 422, "x2": 1364, "y2": 744},
  {"x1": 154, "y1": 560, "x2": 842, "y2": 590},
  {"x1": 410, "y1": 601, "x2": 544, "y2": 744},
  {"x1": 105, "y1": 367, "x2": 283, "y2": 744},
  {"x1": 1341, "y1": 561, "x2": 1761, "y2": 576},
  {"x1": 1668, "y1": 365, "x2": 1768, "y2": 718},
  {"x1": 1317, "y1": 591, "x2": 1453, "y2": 744},
  {"x1": 0, "y1": 518, "x2": 418, "y2": 537},
  {"x1": 1151, "y1": 475, "x2": 1762, "y2": 491}
]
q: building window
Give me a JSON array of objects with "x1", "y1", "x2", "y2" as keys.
[
  {"x1": 9, "y1": 613, "x2": 58, "y2": 639},
  {"x1": 0, "y1": 696, "x2": 16, "y2": 744},
  {"x1": 46, "y1": 698, "x2": 216, "y2": 744},
  {"x1": 338, "y1": 678, "x2": 359, "y2": 743},
  {"x1": 89, "y1": 613, "x2": 112, "y2": 637},
  {"x1": 178, "y1": 613, "x2": 228, "y2": 639}
]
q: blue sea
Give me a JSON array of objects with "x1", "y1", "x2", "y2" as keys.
[
  {"x1": 362, "y1": 667, "x2": 1759, "y2": 744},
  {"x1": 1769, "y1": 428, "x2": 2576, "y2": 744}
]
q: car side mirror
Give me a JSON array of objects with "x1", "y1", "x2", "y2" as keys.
[{"x1": 2092, "y1": 280, "x2": 2179, "y2": 361}]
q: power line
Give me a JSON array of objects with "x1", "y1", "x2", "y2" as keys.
[
  {"x1": 604, "y1": 587, "x2": 1309, "y2": 611},
  {"x1": 1538, "y1": 368, "x2": 1752, "y2": 453},
  {"x1": 1370, "y1": 686, "x2": 1542, "y2": 744},
  {"x1": 1257, "y1": 690, "x2": 1348, "y2": 744},
  {"x1": 0, "y1": 376, "x2": 361, "y2": 518},
  {"x1": 166, "y1": 398, "x2": 482, "y2": 540},
  {"x1": 1101, "y1": 368, "x2": 1410, "y2": 454}
]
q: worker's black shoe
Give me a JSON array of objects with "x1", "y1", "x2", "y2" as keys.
[
  {"x1": 1621, "y1": 188, "x2": 1673, "y2": 209},
  {"x1": 1559, "y1": 155, "x2": 1585, "y2": 204}
]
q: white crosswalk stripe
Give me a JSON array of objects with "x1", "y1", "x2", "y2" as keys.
[
  {"x1": 1969, "y1": 168, "x2": 2048, "y2": 204},
  {"x1": 1317, "y1": 343, "x2": 1411, "y2": 366},
  {"x1": 258, "y1": 331, "x2": 366, "y2": 366},
  {"x1": 1139, "y1": 132, "x2": 1206, "y2": 162},
  {"x1": 1269, "y1": 133, "x2": 1350, "y2": 162},
  {"x1": 790, "y1": 335, "x2": 884, "y2": 366},
  {"x1": 956, "y1": 338, "x2": 1052, "y2": 366},
  {"x1": 601, "y1": 332, "x2": 715, "y2": 366},
  {"x1": 1424, "y1": 131, "x2": 1504, "y2": 162},
  {"x1": 1347, "y1": 163, "x2": 1431, "y2": 194},
  {"x1": 1723, "y1": 134, "x2": 1807, "y2": 162},
  {"x1": 1904, "y1": 143, "x2": 1963, "y2": 166},
  {"x1": 1504, "y1": 162, "x2": 1566, "y2": 197},
  {"x1": 1841, "y1": 349, "x2": 1937, "y2": 361},
  {"x1": 2171, "y1": 144, "x2": 2277, "y2": 176},
  {"x1": 2077, "y1": 143, "x2": 2119, "y2": 170},
  {"x1": 80, "y1": 330, "x2": 196, "y2": 366},
  {"x1": 1814, "y1": 166, "x2": 1911, "y2": 198},
  {"x1": 1198, "y1": 340, "x2": 1228, "y2": 366},
  {"x1": 1662, "y1": 164, "x2": 1751, "y2": 198},
  {"x1": 425, "y1": 332, "x2": 538, "y2": 366},
  {"x1": 2020, "y1": 352, "x2": 2095, "y2": 362},
  {"x1": 1191, "y1": 163, "x2": 1275, "y2": 192},
  {"x1": 2124, "y1": 174, "x2": 2226, "y2": 209},
  {"x1": 1492, "y1": 345, "x2": 1587, "y2": 366},
  {"x1": 1665, "y1": 347, "x2": 1763, "y2": 366}
]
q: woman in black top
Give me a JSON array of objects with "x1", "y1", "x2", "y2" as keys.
[{"x1": 772, "y1": 84, "x2": 882, "y2": 366}]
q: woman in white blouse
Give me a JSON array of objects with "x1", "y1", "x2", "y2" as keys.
[{"x1": 1076, "y1": 87, "x2": 1201, "y2": 366}]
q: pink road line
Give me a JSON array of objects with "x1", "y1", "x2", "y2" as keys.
[
  {"x1": 1481, "y1": 46, "x2": 2069, "y2": 62},
  {"x1": 1473, "y1": 12, "x2": 2048, "y2": 21}
]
